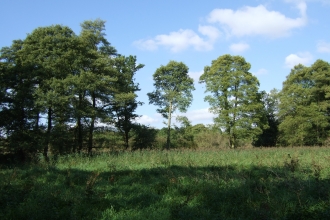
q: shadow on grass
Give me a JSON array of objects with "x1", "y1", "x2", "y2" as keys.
[{"x1": 1, "y1": 163, "x2": 330, "y2": 219}]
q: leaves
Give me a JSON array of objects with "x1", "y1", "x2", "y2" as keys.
[
  {"x1": 0, "y1": 20, "x2": 142, "y2": 154},
  {"x1": 200, "y1": 54, "x2": 265, "y2": 148},
  {"x1": 148, "y1": 61, "x2": 195, "y2": 117},
  {"x1": 111, "y1": 55, "x2": 144, "y2": 149},
  {"x1": 148, "y1": 61, "x2": 195, "y2": 149},
  {"x1": 278, "y1": 60, "x2": 330, "y2": 146}
]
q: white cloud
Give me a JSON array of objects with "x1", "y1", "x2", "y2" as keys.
[
  {"x1": 188, "y1": 71, "x2": 203, "y2": 82},
  {"x1": 229, "y1": 42, "x2": 250, "y2": 53},
  {"x1": 285, "y1": 52, "x2": 313, "y2": 68},
  {"x1": 178, "y1": 108, "x2": 215, "y2": 124},
  {"x1": 253, "y1": 68, "x2": 268, "y2": 76},
  {"x1": 207, "y1": 2, "x2": 307, "y2": 38},
  {"x1": 317, "y1": 41, "x2": 330, "y2": 53},
  {"x1": 133, "y1": 39, "x2": 158, "y2": 51},
  {"x1": 133, "y1": 26, "x2": 221, "y2": 53},
  {"x1": 198, "y1": 25, "x2": 221, "y2": 41},
  {"x1": 136, "y1": 109, "x2": 215, "y2": 128},
  {"x1": 134, "y1": 1, "x2": 309, "y2": 52},
  {"x1": 135, "y1": 115, "x2": 160, "y2": 125}
]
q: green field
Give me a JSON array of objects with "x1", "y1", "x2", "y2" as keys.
[{"x1": 1, "y1": 147, "x2": 330, "y2": 219}]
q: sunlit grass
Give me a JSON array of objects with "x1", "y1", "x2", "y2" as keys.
[{"x1": 1, "y1": 147, "x2": 330, "y2": 219}]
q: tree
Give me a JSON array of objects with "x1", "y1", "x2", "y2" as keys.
[
  {"x1": 77, "y1": 19, "x2": 117, "y2": 154},
  {"x1": 20, "y1": 25, "x2": 79, "y2": 158},
  {"x1": 174, "y1": 116, "x2": 198, "y2": 149},
  {"x1": 111, "y1": 55, "x2": 144, "y2": 149},
  {"x1": 278, "y1": 60, "x2": 330, "y2": 146},
  {"x1": 254, "y1": 89, "x2": 279, "y2": 147},
  {"x1": 199, "y1": 54, "x2": 266, "y2": 148},
  {"x1": 130, "y1": 124, "x2": 157, "y2": 150},
  {"x1": 148, "y1": 61, "x2": 195, "y2": 149},
  {"x1": 0, "y1": 40, "x2": 42, "y2": 159}
]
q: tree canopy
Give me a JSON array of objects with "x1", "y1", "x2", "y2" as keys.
[
  {"x1": 279, "y1": 60, "x2": 330, "y2": 146},
  {"x1": 148, "y1": 60, "x2": 195, "y2": 149},
  {"x1": 199, "y1": 54, "x2": 266, "y2": 148},
  {"x1": 0, "y1": 20, "x2": 144, "y2": 158}
]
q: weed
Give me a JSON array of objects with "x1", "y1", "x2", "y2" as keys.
[
  {"x1": 311, "y1": 160, "x2": 323, "y2": 181},
  {"x1": 85, "y1": 171, "x2": 100, "y2": 197},
  {"x1": 284, "y1": 154, "x2": 299, "y2": 172}
]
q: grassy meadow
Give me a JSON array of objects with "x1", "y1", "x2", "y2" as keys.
[{"x1": 1, "y1": 147, "x2": 330, "y2": 219}]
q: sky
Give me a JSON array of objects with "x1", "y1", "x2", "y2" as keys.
[{"x1": 1, "y1": 0, "x2": 330, "y2": 128}]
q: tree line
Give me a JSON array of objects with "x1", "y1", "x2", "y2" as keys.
[
  {"x1": 0, "y1": 20, "x2": 146, "y2": 160},
  {"x1": 199, "y1": 55, "x2": 330, "y2": 148},
  {"x1": 1, "y1": 20, "x2": 330, "y2": 161}
]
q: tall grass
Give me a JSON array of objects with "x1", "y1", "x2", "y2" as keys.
[{"x1": 1, "y1": 147, "x2": 330, "y2": 219}]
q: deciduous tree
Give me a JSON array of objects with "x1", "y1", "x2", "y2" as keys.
[
  {"x1": 199, "y1": 54, "x2": 266, "y2": 148},
  {"x1": 254, "y1": 89, "x2": 279, "y2": 147},
  {"x1": 148, "y1": 61, "x2": 194, "y2": 149},
  {"x1": 278, "y1": 60, "x2": 330, "y2": 146},
  {"x1": 21, "y1": 25, "x2": 79, "y2": 158}
]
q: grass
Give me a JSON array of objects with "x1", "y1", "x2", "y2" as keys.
[{"x1": 1, "y1": 147, "x2": 330, "y2": 219}]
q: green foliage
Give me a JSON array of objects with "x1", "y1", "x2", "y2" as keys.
[
  {"x1": 0, "y1": 40, "x2": 42, "y2": 157},
  {"x1": 111, "y1": 55, "x2": 144, "y2": 149},
  {"x1": 148, "y1": 61, "x2": 195, "y2": 149},
  {"x1": 193, "y1": 127, "x2": 229, "y2": 149},
  {"x1": 254, "y1": 89, "x2": 280, "y2": 147},
  {"x1": 174, "y1": 116, "x2": 197, "y2": 149},
  {"x1": 93, "y1": 127, "x2": 125, "y2": 151},
  {"x1": 148, "y1": 61, "x2": 195, "y2": 117},
  {"x1": 0, "y1": 20, "x2": 149, "y2": 158},
  {"x1": 76, "y1": 19, "x2": 118, "y2": 154},
  {"x1": 200, "y1": 54, "x2": 266, "y2": 148},
  {"x1": 19, "y1": 24, "x2": 81, "y2": 158},
  {"x1": 154, "y1": 122, "x2": 229, "y2": 150},
  {"x1": 130, "y1": 124, "x2": 157, "y2": 150},
  {"x1": 279, "y1": 60, "x2": 330, "y2": 146}
]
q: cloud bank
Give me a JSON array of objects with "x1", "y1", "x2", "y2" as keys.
[
  {"x1": 207, "y1": 3, "x2": 307, "y2": 38},
  {"x1": 134, "y1": 1, "x2": 308, "y2": 53},
  {"x1": 134, "y1": 25, "x2": 220, "y2": 52}
]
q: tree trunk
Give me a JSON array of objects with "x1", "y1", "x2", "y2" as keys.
[
  {"x1": 44, "y1": 107, "x2": 52, "y2": 161},
  {"x1": 88, "y1": 93, "x2": 96, "y2": 155},
  {"x1": 88, "y1": 118, "x2": 95, "y2": 155},
  {"x1": 77, "y1": 94, "x2": 83, "y2": 153},
  {"x1": 35, "y1": 111, "x2": 39, "y2": 131},
  {"x1": 77, "y1": 116, "x2": 83, "y2": 153},
  {"x1": 125, "y1": 131, "x2": 129, "y2": 150},
  {"x1": 124, "y1": 114, "x2": 130, "y2": 150},
  {"x1": 73, "y1": 125, "x2": 77, "y2": 153},
  {"x1": 166, "y1": 102, "x2": 172, "y2": 150},
  {"x1": 231, "y1": 85, "x2": 238, "y2": 148}
]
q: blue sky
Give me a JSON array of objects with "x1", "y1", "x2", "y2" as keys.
[{"x1": 1, "y1": 0, "x2": 330, "y2": 128}]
